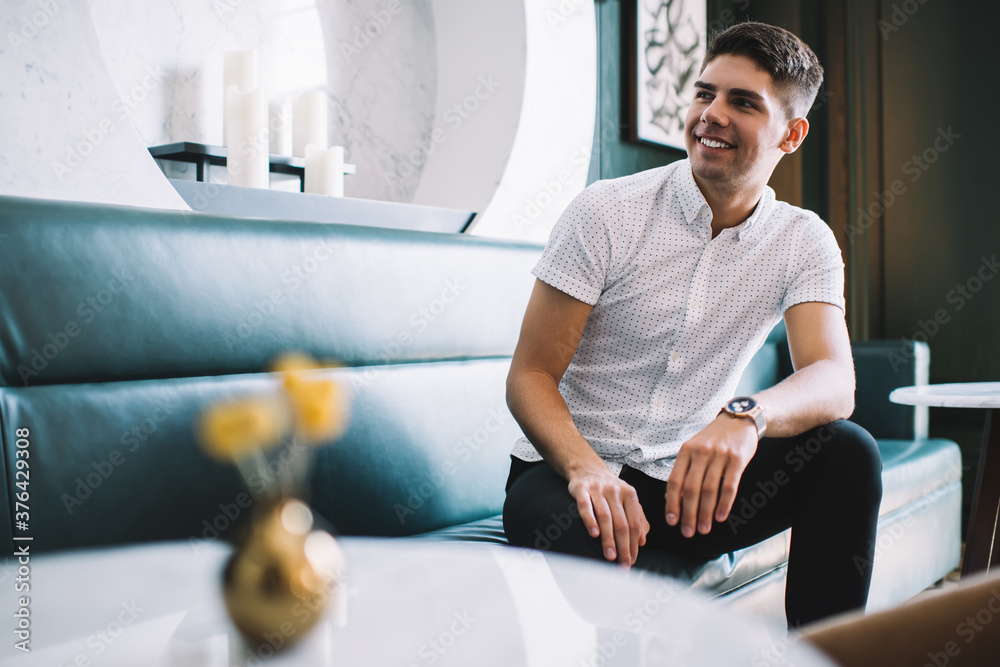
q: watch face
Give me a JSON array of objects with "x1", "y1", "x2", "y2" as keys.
[{"x1": 728, "y1": 398, "x2": 756, "y2": 414}]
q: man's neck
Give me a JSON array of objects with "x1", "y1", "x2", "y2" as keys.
[{"x1": 693, "y1": 173, "x2": 766, "y2": 238}]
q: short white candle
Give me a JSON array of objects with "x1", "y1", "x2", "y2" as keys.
[
  {"x1": 223, "y1": 51, "x2": 259, "y2": 146},
  {"x1": 305, "y1": 145, "x2": 345, "y2": 197},
  {"x1": 226, "y1": 85, "x2": 269, "y2": 189},
  {"x1": 293, "y1": 91, "x2": 328, "y2": 158}
]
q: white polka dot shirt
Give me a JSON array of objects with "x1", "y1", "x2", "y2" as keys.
[{"x1": 512, "y1": 159, "x2": 845, "y2": 480}]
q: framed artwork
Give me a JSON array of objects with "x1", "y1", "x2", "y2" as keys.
[{"x1": 626, "y1": 0, "x2": 708, "y2": 149}]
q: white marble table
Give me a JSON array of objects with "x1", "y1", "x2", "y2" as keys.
[
  {"x1": 890, "y1": 382, "x2": 1000, "y2": 575},
  {"x1": 0, "y1": 538, "x2": 834, "y2": 667}
]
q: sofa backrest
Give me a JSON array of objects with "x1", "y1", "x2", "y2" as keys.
[{"x1": 0, "y1": 195, "x2": 539, "y2": 551}]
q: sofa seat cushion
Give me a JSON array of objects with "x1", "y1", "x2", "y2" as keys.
[
  {"x1": 878, "y1": 439, "x2": 962, "y2": 516},
  {"x1": 412, "y1": 515, "x2": 509, "y2": 544}
]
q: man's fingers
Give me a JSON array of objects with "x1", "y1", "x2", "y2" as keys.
[
  {"x1": 569, "y1": 485, "x2": 601, "y2": 538},
  {"x1": 592, "y1": 495, "x2": 617, "y2": 561},
  {"x1": 697, "y1": 457, "x2": 728, "y2": 534},
  {"x1": 714, "y1": 459, "x2": 746, "y2": 522},
  {"x1": 665, "y1": 454, "x2": 689, "y2": 526},
  {"x1": 680, "y1": 456, "x2": 709, "y2": 538},
  {"x1": 622, "y1": 487, "x2": 645, "y2": 564},
  {"x1": 605, "y1": 487, "x2": 634, "y2": 566}
]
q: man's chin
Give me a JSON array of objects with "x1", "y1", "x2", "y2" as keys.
[{"x1": 689, "y1": 160, "x2": 730, "y2": 184}]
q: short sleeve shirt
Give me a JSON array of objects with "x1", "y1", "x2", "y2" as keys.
[{"x1": 511, "y1": 159, "x2": 845, "y2": 480}]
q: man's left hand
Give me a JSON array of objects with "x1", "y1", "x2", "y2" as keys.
[{"x1": 665, "y1": 414, "x2": 759, "y2": 537}]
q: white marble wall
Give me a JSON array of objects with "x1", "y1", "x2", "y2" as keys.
[
  {"x1": 0, "y1": 0, "x2": 596, "y2": 241},
  {"x1": 0, "y1": 0, "x2": 187, "y2": 209}
]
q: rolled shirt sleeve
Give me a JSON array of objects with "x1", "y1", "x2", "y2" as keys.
[
  {"x1": 781, "y1": 223, "x2": 846, "y2": 313},
  {"x1": 531, "y1": 181, "x2": 616, "y2": 306}
]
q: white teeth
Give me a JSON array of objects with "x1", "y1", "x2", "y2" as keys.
[{"x1": 700, "y1": 137, "x2": 733, "y2": 149}]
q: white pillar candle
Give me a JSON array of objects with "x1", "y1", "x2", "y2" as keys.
[
  {"x1": 304, "y1": 145, "x2": 345, "y2": 197},
  {"x1": 293, "y1": 91, "x2": 328, "y2": 158},
  {"x1": 223, "y1": 50, "x2": 259, "y2": 146},
  {"x1": 226, "y1": 85, "x2": 269, "y2": 189},
  {"x1": 269, "y1": 99, "x2": 293, "y2": 156}
]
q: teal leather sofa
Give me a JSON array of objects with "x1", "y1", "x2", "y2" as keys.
[{"x1": 0, "y1": 195, "x2": 961, "y2": 626}]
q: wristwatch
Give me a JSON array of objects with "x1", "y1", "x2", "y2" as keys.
[{"x1": 720, "y1": 397, "x2": 767, "y2": 439}]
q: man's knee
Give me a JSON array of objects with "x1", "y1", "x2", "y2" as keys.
[
  {"x1": 813, "y1": 420, "x2": 883, "y2": 494},
  {"x1": 503, "y1": 466, "x2": 600, "y2": 557}
]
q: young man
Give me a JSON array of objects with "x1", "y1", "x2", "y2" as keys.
[{"x1": 502, "y1": 22, "x2": 882, "y2": 628}]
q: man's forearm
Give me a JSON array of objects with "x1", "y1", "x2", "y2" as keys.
[
  {"x1": 506, "y1": 370, "x2": 609, "y2": 481},
  {"x1": 752, "y1": 359, "x2": 855, "y2": 437}
]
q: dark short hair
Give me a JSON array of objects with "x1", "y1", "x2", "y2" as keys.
[{"x1": 702, "y1": 21, "x2": 824, "y2": 119}]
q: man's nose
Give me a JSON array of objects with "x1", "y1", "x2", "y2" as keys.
[{"x1": 701, "y1": 97, "x2": 729, "y2": 126}]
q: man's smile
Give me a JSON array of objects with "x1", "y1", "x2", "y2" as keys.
[{"x1": 697, "y1": 134, "x2": 736, "y2": 149}]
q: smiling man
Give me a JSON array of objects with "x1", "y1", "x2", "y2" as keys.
[{"x1": 502, "y1": 22, "x2": 883, "y2": 628}]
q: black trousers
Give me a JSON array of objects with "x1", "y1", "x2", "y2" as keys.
[{"x1": 502, "y1": 420, "x2": 883, "y2": 628}]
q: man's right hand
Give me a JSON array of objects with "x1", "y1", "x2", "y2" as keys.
[
  {"x1": 506, "y1": 280, "x2": 649, "y2": 566},
  {"x1": 567, "y1": 468, "x2": 650, "y2": 566}
]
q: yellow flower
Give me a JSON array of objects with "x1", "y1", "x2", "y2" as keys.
[
  {"x1": 283, "y1": 374, "x2": 348, "y2": 444},
  {"x1": 199, "y1": 397, "x2": 286, "y2": 461},
  {"x1": 272, "y1": 352, "x2": 349, "y2": 444}
]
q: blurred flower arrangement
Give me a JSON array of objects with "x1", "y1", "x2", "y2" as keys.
[
  {"x1": 195, "y1": 352, "x2": 350, "y2": 650},
  {"x1": 199, "y1": 352, "x2": 349, "y2": 498}
]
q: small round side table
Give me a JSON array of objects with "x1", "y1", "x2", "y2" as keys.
[{"x1": 890, "y1": 382, "x2": 1000, "y2": 575}]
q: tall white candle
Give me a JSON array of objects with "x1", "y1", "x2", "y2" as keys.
[
  {"x1": 223, "y1": 51, "x2": 259, "y2": 146},
  {"x1": 226, "y1": 85, "x2": 269, "y2": 189},
  {"x1": 269, "y1": 99, "x2": 293, "y2": 157},
  {"x1": 293, "y1": 91, "x2": 328, "y2": 158},
  {"x1": 305, "y1": 145, "x2": 345, "y2": 197}
]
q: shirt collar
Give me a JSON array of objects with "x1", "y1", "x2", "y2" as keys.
[
  {"x1": 677, "y1": 159, "x2": 711, "y2": 226},
  {"x1": 676, "y1": 159, "x2": 776, "y2": 242}
]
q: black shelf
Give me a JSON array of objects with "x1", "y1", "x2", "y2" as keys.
[{"x1": 149, "y1": 142, "x2": 356, "y2": 192}]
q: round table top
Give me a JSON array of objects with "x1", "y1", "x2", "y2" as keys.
[
  {"x1": 889, "y1": 382, "x2": 1000, "y2": 408},
  {"x1": 0, "y1": 538, "x2": 834, "y2": 667}
]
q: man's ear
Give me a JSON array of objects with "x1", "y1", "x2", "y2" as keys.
[{"x1": 780, "y1": 117, "x2": 809, "y2": 154}]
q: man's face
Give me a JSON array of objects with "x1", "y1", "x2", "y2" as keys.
[{"x1": 683, "y1": 54, "x2": 796, "y2": 193}]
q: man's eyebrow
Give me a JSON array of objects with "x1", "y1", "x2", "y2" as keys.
[{"x1": 694, "y1": 81, "x2": 766, "y2": 102}]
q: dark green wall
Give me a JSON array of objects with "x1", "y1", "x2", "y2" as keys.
[{"x1": 877, "y1": 0, "x2": 1000, "y2": 530}]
